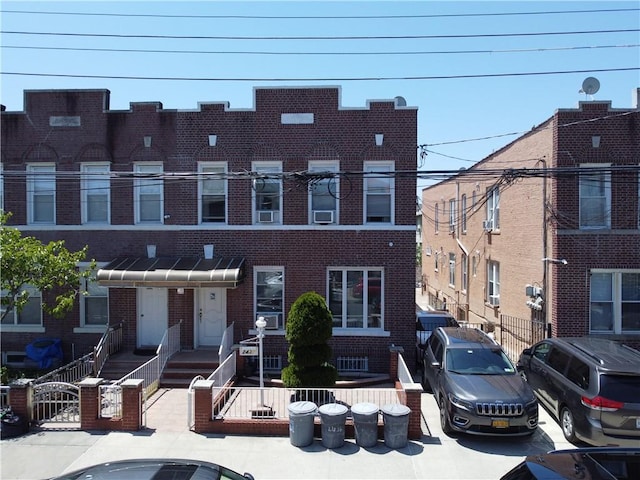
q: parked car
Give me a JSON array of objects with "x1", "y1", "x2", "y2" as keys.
[
  {"x1": 47, "y1": 458, "x2": 255, "y2": 480},
  {"x1": 517, "y1": 337, "x2": 640, "y2": 447},
  {"x1": 415, "y1": 310, "x2": 459, "y2": 366},
  {"x1": 421, "y1": 327, "x2": 538, "y2": 437},
  {"x1": 500, "y1": 447, "x2": 640, "y2": 480}
]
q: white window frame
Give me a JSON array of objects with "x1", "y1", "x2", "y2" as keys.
[
  {"x1": 252, "y1": 162, "x2": 282, "y2": 225},
  {"x1": 448, "y1": 253, "x2": 456, "y2": 286},
  {"x1": 461, "y1": 253, "x2": 468, "y2": 292},
  {"x1": 134, "y1": 163, "x2": 164, "y2": 224},
  {"x1": 364, "y1": 161, "x2": 394, "y2": 224},
  {"x1": 461, "y1": 194, "x2": 467, "y2": 233},
  {"x1": 579, "y1": 163, "x2": 611, "y2": 229},
  {"x1": 1, "y1": 285, "x2": 44, "y2": 332},
  {"x1": 254, "y1": 267, "x2": 284, "y2": 331},
  {"x1": 487, "y1": 260, "x2": 500, "y2": 306},
  {"x1": 75, "y1": 263, "x2": 109, "y2": 332},
  {"x1": 27, "y1": 163, "x2": 56, "y2": 224},
  {"x1": 590, "y1": 269, "x2": 640, "y2": 334},
  {"x1": 199, "y1": 162, "x2": 227, "y2": 224},
  {"x1": 308, "y1": 161, "x2": 339, "y2": 225},
  {"x1": 449, "y1": 199, "x2": 456, "y2": 232},
  {"x1": 328, "y1": 268, "x2": 384, "y2": 331},
  {"x1": 486, "y1": 186, "x2": 500, "y2": 230},
  {"x1": 81, "y1": 163, "x2": 111, "y2": 224}
]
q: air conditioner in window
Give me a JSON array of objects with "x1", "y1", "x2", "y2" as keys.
[
  {"x1": 482, "y1": 220, "x2": 494, "y2": 232},
  {"x1": 257, "y1": 211, "x2": 274, "y2": 223},
  {"x1": 258, "y1": 314, "x2": 279, "y2": 330},
  {"x1": 313, "y1": 210, "x2": 334, "y2": 224}
]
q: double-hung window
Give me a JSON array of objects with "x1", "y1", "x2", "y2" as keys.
[
  {"x1": 27, "y1": 164, "x2": 56, "y2": 224},
  {"x1": 81, "y1": 163, "x2": 110, "y2": 224},
  {"x1": 487, "y1": 261, "x2": 500, "y2": 306},
  {"x1": 449, "y1": 199, "x2": 456, "y2": 233},
  {"x1": 329, "y1": 268, "x2": 383, "y2": 329},
  {"x1": 1, "y1": 285, "x2": 42, "y2": 328},
  {"x1": 448, "y1": 253, "x2": 456, "y2": 286},
  {"x1": 486, "y1": 186, "x2": 500, "y2": 230},
  {"x1": 253, "y1": 162, "x2": 282, "y2": 224},
  {"x1": 78, "y1": 264, "x2": 109, "y2": 330},
  {"x1": 461, "y1": 253, "x2": 468, "y2": 292},
  {"x1": 199, "y1": 162, "x2": 227, "y2": 223},
  {"x1": 255, "y1": 268, "x2": 284, "y2": 330},
  {"x1": 309, "y1": 161, "x2": 338, "y2": 224},
  {"x1": 590, "y1": 270, "x2": 640, "y2": 333},
  {"x1": 461, "y1": 194, "x2": 467, "y2": 233},
  {"x1": 364, "y1": 162, "x2": 394, "y2": 224},
  {"x1": 134, "y1": 163, "x2": 163, "y2": 224},
  {"x1": 579, "y1": 164, "x2": 611, "y2": 229}
]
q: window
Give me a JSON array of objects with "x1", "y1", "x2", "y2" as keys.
[
  {"x1": 81, "y1": 163, "x2": 110, "y2": 224},
  {"x1": 27, "y1": 164, "x2": 55, "y2": 224},
  {"x1": 590, "y1": 270, "x2": 640, "y2": 333},
  {"x1": 134, "y1": 163, "x2": 163, "y2": 224},
  {"x1": 472, "y1": 255, "x2": 478, "y2": 277},
  {"x1": 547, "y1": 348, "x2": 570, "y2": 374},
  {"x1": 434, "y1": 204, "x2": 439, "y2": 232},
  {"x1": 448, "y1": 253, "x2": 456, "y2": 286},
  {"x1": 434, "y1": 252, "x2": 439, "y2": 271},
  {"x1": 364, "y1": 162, "x2": 394, "y2": 223},
  {"x1": 461, "y1": 253, "x2": 468, "y2": 292},
  {"x1": 199, "y1": 162, "x2": 226, "y2": 223},
  {"x1": 486, "y1": 186, "x2": 500, "y2": 230},
  {"x1": 1, "y1": 286, "x2": 42, "y2": 327},
  {"x1": 461, "y1": 194, "x2": 467, "y2": 233},
  {"x1": 487, "y1": 260, "x2": 500, "y2": 306},
  {"x1": 579, "y1": 164, "x2": 611, "y2": 229},
  {"x1": 449, "y1": 199, "x2": 456, "y2": 232},
  {"x1": 329, "y1": 268, "x2": 383, "y2": 329},
  {"x1": 253, "y1": 162, "x2": 282, "y2": 224},
  {"x1": 80, "y1": 265, "x2": 108, "y2": 328},
  {"x1": 308, "y1": 161, "x2": 338, "y2": 224},
  {"x1": 255, "y1": 268, "x2": 284, "y2": 329}
]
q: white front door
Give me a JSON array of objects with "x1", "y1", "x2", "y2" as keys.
[
  {"x1": 197, "y1": 288, "x2": 226, "y2": 347},
  {"x1": 137, "y1": 287, "x2": 168, "y2": 348}
]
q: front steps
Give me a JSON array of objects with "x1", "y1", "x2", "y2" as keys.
[{"x1": 160, "y1": 351, "x2": 219, "y2": 388}]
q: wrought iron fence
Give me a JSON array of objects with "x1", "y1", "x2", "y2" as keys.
[
  {"x1": 32, "y1": 382, "x2": 80, "y2": 424},
  {"x1": 498, "y1": 314, "x2": 546, "y2": 363},
  {"x1": 94, "y1": 322, "x2": 124, "y2": 377},
  {"x1": 32, "y1": 352, "x2": 94, "y2": 386}
]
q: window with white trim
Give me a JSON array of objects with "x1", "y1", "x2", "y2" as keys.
[
  {"x1": 253, "y1": 162, "x2": 282, "y2": 224},
  {"x1": 364, "y1": 162, "x2": 394, "y2": 224},
  {"x1": 134, "y1": 163, "x2": 163, "y2": 224},
  {"x1": 486, "y1": 186, "x2": 500, "y2": 230},
  {"x1": 487, "y1": 260, "x2": 500, "y2": 306},
  {"x1": 461, "y1": 253, "x2": 468, "y2": 292},
  {"x1": 579, "y1": 164, "x2": 611, "y2": 229},
  {"x1": 308, "y1": 161, "x2": 338, "y2": 224},
  {"x1": 449, "y1": 253, "x2": 456, "y2": 286},
  {"x1": 80, "y1": 264, "x2": 109, "y2": 327},
  {"x1": 255, "y1": 268, "x2": 284, "y2": 330},
  {"x1": 81, "y1": 163, "x2": 110, "y2": 224},
  {"x1": 27, "y1": 164, "x2": 56, "y2": 224},
  {"x1": 199, "y1": 162, "x2": 227, "y2": 223},
  {"x1": 1, "y1": 286, "x2": 42, "y2": 326},
  {"x1": 449, "y1": 199, "x2": 456, "y2": 233},
  {"x1": 590, "y1": 270, "x2": 640, "y2": 333},
  {"x1": 329, "y1": 268, "x2": 383, "y2": 329}
]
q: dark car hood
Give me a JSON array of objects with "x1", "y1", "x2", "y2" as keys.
[{"x1": 448, "y1": 373, "x2": 534, "y2": 403}]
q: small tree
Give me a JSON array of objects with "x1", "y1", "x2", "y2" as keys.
[
  {"x1": 281, "y1": 291, "x2": 337, "y2": 388},
  {"x1": 0, "y1": 213, "x2": 95, "y2": 322}
]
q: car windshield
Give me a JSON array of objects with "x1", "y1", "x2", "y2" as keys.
[
  {"x1": 599, "y1": 374, "x2": 640, "y2": 403},
  {"x1": 446, "y1": 348, "x2": 516, "y2": 375},
  {"x1": 417, "y1": 315, "x2": 451, "y2": 331}
]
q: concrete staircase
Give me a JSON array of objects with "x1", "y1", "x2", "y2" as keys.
[
  {"x1": 99, "y1": 351, "x2": 156, "y2": 381},
  {"x1": 159, "y1": 351, "x2": 219, "y2": 388}
]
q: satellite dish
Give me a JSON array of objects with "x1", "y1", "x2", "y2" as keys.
[
  {"x1": 580, "y1": 77, "x2": 600, "y2": 96},
  {"x1": 394, "y1": 96, "x2": 407, "y2": 107}
]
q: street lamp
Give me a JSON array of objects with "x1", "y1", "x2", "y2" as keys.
[{"x1": 255, "y1": 316, "x2": 267, "y2": 407}]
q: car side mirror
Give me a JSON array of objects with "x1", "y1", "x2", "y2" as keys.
[{"x1": 521, "y1": 347, "x2": 532, "y2": 356}]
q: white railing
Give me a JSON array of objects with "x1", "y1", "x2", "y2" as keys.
[
  {"x1": 187, "y1": 375, "x2": 205, "y2": 429},
  {"x1": 208, "y1": 350, "x2": 237, "y2": 384},
  {"x1": 157, "y1": 321, "x2": 182, "y2": 371},
  {"x1": 32, "y1": 352, "x2": 95, "y2": 385},
  {"x1": 94, "y1": 322, "x2": 124, "y2": 377},
  {"x1": 218, "y1": 322, "x2": 234, "y2": 364},
  {"x1": 99, "y1": 384, "x2": 122, "y2": 418}
]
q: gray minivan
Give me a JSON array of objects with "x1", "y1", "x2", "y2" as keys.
[{"x1": 518, "y1": 337, "x2": 640, "y2": 446}]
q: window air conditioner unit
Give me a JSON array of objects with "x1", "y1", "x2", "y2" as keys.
[
  {"x1": 313, "y1": 210, "x2": 334, "y2": 224},
  {"x1": 259, "y1": 314, "x2": 279, "y2": 330},
  {"x1": 482, "y1": 220, "x2": 494, "y2": 232},
  {"x1": 257, "y1": 211, "x2": 274, "y2": 223}
]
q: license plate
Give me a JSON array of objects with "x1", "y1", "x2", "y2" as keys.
[{"x1": 492, "y1": 419, "x2": 510, "y2": 428}]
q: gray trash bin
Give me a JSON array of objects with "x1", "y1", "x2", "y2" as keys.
[
  {"x1": 288, "y1": 401, "x2": 317, "y2": 447},
  {"x1": 381, "y1": 403, "x2": 411, "y2": 449},
  {"x1": 351, "y1": 402, "x2": 379, "y2": 448},
  {"x1": 318, "y1": 403, "x2": 349, "y2": 449}
]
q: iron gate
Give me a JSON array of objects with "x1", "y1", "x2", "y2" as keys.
[{"x1": 32, "y1": 382, "x2": 80, "y2": 427}]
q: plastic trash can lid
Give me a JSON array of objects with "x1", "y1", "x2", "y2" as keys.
[
  {"x1": 381, "y1": 404, "x2": 411, "y2": 416},
  {"x1": 351, "y1": 402, "x2": 379, "y2": 416},
  {"x1": 288, "y1": 401, "x2": 317, "y2": 415},
  {"x1": 318, "y1": 403, "x2": 349, "y2": 416}
]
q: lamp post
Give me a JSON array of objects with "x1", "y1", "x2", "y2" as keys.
[{"x1": 255, "y1": 316, "x2": 267, "y2": 407}]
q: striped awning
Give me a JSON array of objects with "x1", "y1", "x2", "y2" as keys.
[{"x1": 97, "y1": 256, "x2": 246, "y2": 288}]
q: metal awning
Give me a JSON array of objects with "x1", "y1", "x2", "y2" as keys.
[{"x1": 96, "y1": 256, "x2": 246, "y2": 288}]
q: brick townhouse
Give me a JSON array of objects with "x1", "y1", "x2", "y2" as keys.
[
  {"x1": 421, "y1": 89, "x2": 640, "y2": 349},
  {"x1": 1, "y1": 86, "x2": 418, "y2": 374}
]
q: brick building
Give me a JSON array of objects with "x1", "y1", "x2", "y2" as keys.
[
  {"x1": 421, "y1": 89, "x2": 640, "y2": 349},
  {"x1": 1, "y1": 86, "x2": 418, "y2": 374}
]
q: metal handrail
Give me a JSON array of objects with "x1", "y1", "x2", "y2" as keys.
[{"x1": 94, "y1": 322, "x2": 124, "y2": 377}]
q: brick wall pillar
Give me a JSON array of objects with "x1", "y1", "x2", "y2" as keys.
[
  {"x1": 193, "y1": 379, "x2": 214, "y2": 433},
  {"x1": 121, "y1": 379, "x2": 144, "y2": 431},
  {"x1": 8, "y1": 379, "x2": 33, "y2": 424},
  {"x1": 79, "y1": 378, "x2": 103, "y2": 430},
  {"x1": 389, "y1": 345, "x2": 403, "y2": 380},
  {"x1": 404, "y1": 385, "x2": 423, "y2": 440}
]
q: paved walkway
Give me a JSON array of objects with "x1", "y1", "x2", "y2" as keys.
[{"x1": 144, "y1": 387, "x2": 190, "y2": 433}]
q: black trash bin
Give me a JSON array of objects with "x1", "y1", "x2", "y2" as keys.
[
  {"x1": 351, "y1": 402, "x2": 379, "y2": 448},
  {"x1": 1, "y1": 412, "x2": 28, "y2": 439},
  {"x1": 318, "y1": 403, "x2": 348, "y2": 449},
  {"x1": 381, "y1": 403, "x2": 411, "y2": 449},
  {"x1": 287, "y1": 401, "x2": 317, "y2": 447}
]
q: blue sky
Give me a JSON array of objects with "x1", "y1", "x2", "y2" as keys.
[{"x1": 1, "y1": 1, "x2": 638, "y2": 195}]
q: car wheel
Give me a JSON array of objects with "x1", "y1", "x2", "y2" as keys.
[
  {"x1": 560, "y1": 406, "x2": 576, "y2": 443},
  {"x1": 439, "y1": 396, "x2": 453, "y2": 435}
]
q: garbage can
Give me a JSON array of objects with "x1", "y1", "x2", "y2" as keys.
[
  {"x1": 0, "y1": 412, "x2": 28, "y2": 439},
  {"x1": 381, "y1": 403, "x2": 411, "y2": 449},
  {"x1": 288, "y1": 401, "x2": 317, "y2": 447},
  {"x1": 318, "y1": 403, "x2": 349, "y2": 449},
  {"x1": 351, "y1": 402, "x2": 379, "y2": 448}
]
